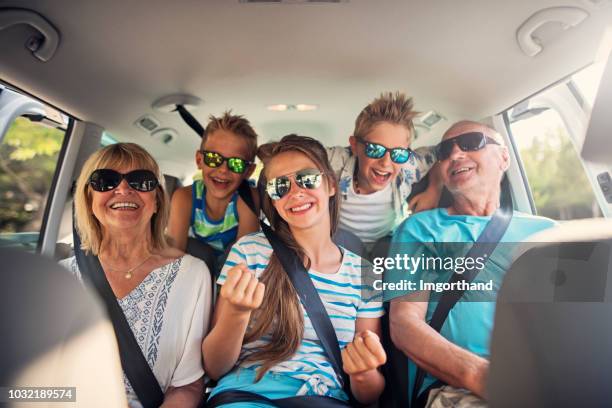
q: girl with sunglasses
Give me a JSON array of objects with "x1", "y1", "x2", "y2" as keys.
[
  {"x1": 203, "y1": 135, "x2": 387, "y2": 407},
  {"x1": 61, "y1": 143, "x2": 212, "y2": 407},
  {"x1": 167, "y1": 111, "x2": 260, "y2": 262}
]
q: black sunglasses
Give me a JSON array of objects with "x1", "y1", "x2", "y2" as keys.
[
  {"x1": 200, "y1": 150, "x2": 252, "y2": 174},
  {"x1": 266, "y1": 168, "x2": 324, "y2": 200},
  {"x1": 356, "y1": 138, "x2": 413, "y2": 164},
  {"x1": 88, "y1": 169, "x2": 159, "y2": 192},
  {"x1": 436, "y1": 132, "x2": 500, "y2": 160}
]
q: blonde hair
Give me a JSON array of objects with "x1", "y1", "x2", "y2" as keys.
[
  {"x1": 353, "y1": 91, "x2": 419, "y2": 143},
  {"x1": 245, "y1": 135, "x2": 340, "y2": 380},
  {"x1": 201, "y1": 111, "x2": 258, "y2": 161},
  {"x1": 74, "y1": 143, "x2": 170, "y2": 255}
]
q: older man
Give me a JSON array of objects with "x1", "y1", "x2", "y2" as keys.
[{"x1": 384, "y1": 121, "x2": 556, "y2": 406}]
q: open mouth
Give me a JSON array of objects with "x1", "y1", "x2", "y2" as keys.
[
  {"x1": 211, "y1": 176, "x2": 231, "y2": 188},
  {"x1": 289, "y1": 202, "x2": 313, "y2": 214},
  {"x1": 371, "y1": 168, "x2": 392, "y2": 184},
  {"x1": 110, "y1": 202, "x2": 140, "y2": 211},
  {"x1": 450, "y1": 166, "x2": 473, "y2": 176}
]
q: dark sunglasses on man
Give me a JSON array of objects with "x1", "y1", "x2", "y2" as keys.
[
  {"x1": 436, "y1": 132, "x2": 500, "y2": 161},
  {"x1": 200, "y1": 150, "x2": 252, "y2": 174},
  {"x1": 266, "y1": 168, "x2": 324, "y2": 201},
  {"x1": 88, "y1": 169, "x2": 159, "y2": 192},
  {"x1": 356, "y1": 138, "x2": 413, "y2": 164}
]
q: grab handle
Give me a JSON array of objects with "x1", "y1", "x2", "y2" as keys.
[
  {"x1": 0, "y1": 8, "x2": 60, "y2": 62},
  {"x1": 516, "y1": 7, "x2": 589, "y2": 57}
]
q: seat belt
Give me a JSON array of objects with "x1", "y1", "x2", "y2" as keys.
[
  {"x1": 175, "y1": 104, "x2": 204, "y2": 136},
  {"x1": 72, "y1": 213, "x2": 164, "y2": 408},
  {"x1": 207, "y1": 390, "x2": 350, "y2": 408},
  {"x1": 261, "y1": 224, "x2": 351, "y2": 395},
  {"x1": 410, "y1": 176, "x2": 513, "y2": 407}
]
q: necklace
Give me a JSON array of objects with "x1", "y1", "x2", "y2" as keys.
[{"x1": 103, "y1": 254, "x2": 154, "y2": 279}]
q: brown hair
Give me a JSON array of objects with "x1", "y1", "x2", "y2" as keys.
[
  {"x1": 74, "y1": 143, "x2": 169, "y2": 255},
  {"x1": 245, "y1": 134, "x2": 340, "y2": 380},
  {"x1": 201, "y1": 111, "x2": 258, "y2": 161},
  {"x1": 353, "y1": 91, "x2": 418, "y2": 143}
]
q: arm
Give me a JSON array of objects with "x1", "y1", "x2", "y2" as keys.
[
  {"x1": 201, "y1": 264, "x2": 265, "y2": 379},
  {"x1": 342, "y1": 318, "x2": 386, "y2": 405},
  {"x1": 161, "y1": 377, "x2": 204, "y2": 408},
  {"x1": 408, "y1": 162, "x2": 443, "y2": 213},
  {"x1": 236, "y1": 195, "x2": 260, "y2": 239},
  {"x1": 163, "y1": 258, "x2": 212, "y2": 407},
  {"x1": 389, "y1": 293, "x2": 489, "y2": 398},
  {"x1": 167, "y1": 186, "x2": 193, "y2": 251}
]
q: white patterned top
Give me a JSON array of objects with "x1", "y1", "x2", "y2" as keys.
[{"x1": 60, "y1": 254, "x2": 212, "y2": 408}]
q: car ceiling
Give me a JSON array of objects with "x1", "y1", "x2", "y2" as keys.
[{"x1": 0, "y1": 0, "x2": 610, "y2": 178}]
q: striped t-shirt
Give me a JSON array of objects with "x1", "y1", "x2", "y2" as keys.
[
  {"x1": 189, "y1": 179, "x2": 239, "y2": 255},
  {"x1": 218, "y1": 232, "x2": 384, "y2": 398}
]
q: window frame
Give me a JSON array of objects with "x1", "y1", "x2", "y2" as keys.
[{"x1": 498, "y1": 65, "x2": 610, "y2": 220}]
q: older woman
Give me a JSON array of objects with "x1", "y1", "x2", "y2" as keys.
[{"x1": 60, "y1": 142, "x2": 211, "y2": 408}]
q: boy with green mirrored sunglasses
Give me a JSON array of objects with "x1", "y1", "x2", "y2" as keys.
[{"x1": 167, "y1": 111, "x2": 260, "y2": 258}]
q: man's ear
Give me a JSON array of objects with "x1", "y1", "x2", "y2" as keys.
[
  {"x1": 500, "y1": 146, "x2": 510, "y2": 171},
  {"x1": 349, "y1": 135, "x2": 358, "y2": 156},
  {"x1": 195, "y1": 150, "x2": 203, "y2": 169}
]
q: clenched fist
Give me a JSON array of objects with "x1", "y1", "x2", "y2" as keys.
[
  {"x1": 220, "y1": 264, "x2": 265, "y2": 313},
  {"x1": 342, "y1": 330, "x2": 387, "y2": 376}
]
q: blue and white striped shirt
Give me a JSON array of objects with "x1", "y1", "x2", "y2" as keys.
[{"x1": 217, "y1": 231, "x2": 384, "y2": 397}]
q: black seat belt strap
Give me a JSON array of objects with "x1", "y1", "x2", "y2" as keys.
[
  {"x1": 175, "y1": 104, "x2": 204, "y2": 136},
  {"x1": 260, "y1": 223, "x2": 354, "y2": 405},
  {"x1": 238, "y1": 180, "x2": 258, "y2": 217},
  {"x1": 72, "y1": 214, "x2": 164, "y2": 407},
  {"x1": 411, "y1": 176, "x2": 513, "y2": 406}
]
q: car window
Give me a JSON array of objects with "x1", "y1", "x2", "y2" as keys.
[
  {"x1": 505, "y1": 65, "x2": 605, "y2": 221},
  {"x1": 0, "y1": 111, "x2": 68, "y2": 250}
]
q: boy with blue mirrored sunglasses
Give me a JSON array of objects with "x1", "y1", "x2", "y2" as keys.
[{"x1": 324, "y1": 92, "x2": 443, "y2": 248}]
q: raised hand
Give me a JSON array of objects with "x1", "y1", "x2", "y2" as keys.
[
  {"x1": 342, "y1": 330, "x2": 387, "y2": 376},
  {"x1": 408, "y1": 188, "x2": 440, "y2": 213},
  {"x1": 220, "y1": 264, "x2": 265, "y2": 313}
]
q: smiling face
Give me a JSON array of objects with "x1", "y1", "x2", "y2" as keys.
[
  {"x1": 90, "y1": 165, "x2": 158, "y2": 237},
  {"x1": 196, "y1": 129, "x2": 254, "y2": 201},
  {"x1": 265, "y1": 151, "x2": 335, "y2": 233},
  {"x1": 349, "y1": 122, "x2": 411, "y2": 194},
  {"x1": 439, "y1": 122, "x2": 509, "y2": 198}
]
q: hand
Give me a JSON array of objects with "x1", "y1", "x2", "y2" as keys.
[
  {"x1": 408, "y1": 187, "x2": 440, "y2": 213},
  {"x1": 467, "y1": 358, "x2": 489, "y2": 398},
  {"x1": 220, "y1": 264, "x2": 265, "y2": 313},
  {"x1": 342, "y1": 330, "x2": 387, "y2": 377}
]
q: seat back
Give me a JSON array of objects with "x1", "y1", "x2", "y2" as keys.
[
  {"x1": 163, "y1": 174, "x2": 182, "y2": 198},
  {"x1": 186, "y1": 237, "x2": 217, "y2": 276},
  {"x1": 488, "y1": 219, "x2": 612, "y2": 407},
  {"x1": 2, "y1": 248, "x2": 127, "y2": 406}
]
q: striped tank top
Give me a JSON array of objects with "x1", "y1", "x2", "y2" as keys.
[{"x1": 189, "y1": 179, "x2": 239, "y2": 255}]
